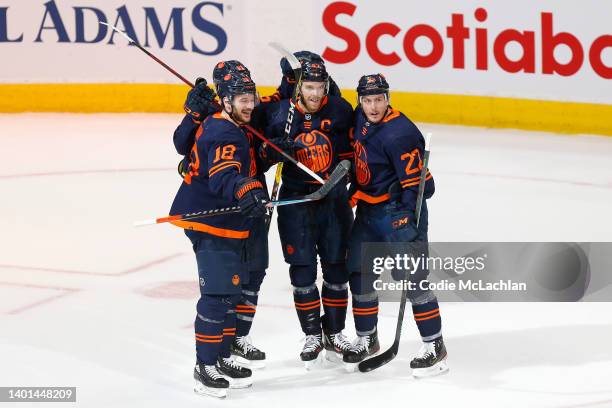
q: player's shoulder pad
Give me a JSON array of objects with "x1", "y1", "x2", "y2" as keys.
[
  {"x1": 382, "y1": 110, "x2": 423, "y2": 146},
  {"x1": 327, "y1": 94, "x2": 354, "y2": 115},
  {"x1": 266, "y1": 99, "x2": 290, "y2": 125},
  {"x1": 201, "y1": 114, "x2": 245, "y2": 146}
]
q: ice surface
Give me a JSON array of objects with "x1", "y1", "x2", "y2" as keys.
[{"x1": 1, "y1": 114, "x2": 611, "y2": 407}]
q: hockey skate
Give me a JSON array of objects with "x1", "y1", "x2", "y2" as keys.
[
  {"x1": 323, "y1": 331, "x2": 352, "y2": 363},
  {"x1": 410, "y1": 337, "x2": 449, "y2": 378},
  {"x1": 193, "y1": 362, "x2": 229, "y2": 399},
  {"x1": 343, "y1": 330, "x2": 380, "y2": 372},
  {"x1": 300, "y1": 334, "x2": 324, "y2": 370},
  {"x1": 217, "y1": 356, "x2": 253, "y2": 388},
  {"x1": 231, "y1": 335, "x2": 266, "y2": 369}
]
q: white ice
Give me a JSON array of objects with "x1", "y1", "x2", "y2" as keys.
[{"x1": 1, "y1": 114, "x2": 611, "y2": 408}]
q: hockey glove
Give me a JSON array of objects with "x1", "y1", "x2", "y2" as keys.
[
  {"x1": 235, "y1": 177, "x2": 268, "y2": 218},
  {"x1": 184, "y1": 77, "x2": 216, "y2": 123},
  {"x1": 259, "y1": 137, "x2": 295, "y2": 164}
]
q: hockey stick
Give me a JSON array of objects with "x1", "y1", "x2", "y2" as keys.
[
  {"x1": 101, "y1": 22, "x2": 323, "y2": 186},
  {"x1": 265, "y1": 42, "x2": 303, "y2": 231},
  {"x1": 100, "y1": 22, "x2": 195, "y2": 88},
  {"x1": 358, "y1": 133, "x2": 433, "y2": 373},
  {"x1": 134, "y1": 160, "x2": 350, "y2": 227}
]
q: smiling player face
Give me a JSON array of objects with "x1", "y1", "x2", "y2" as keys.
[
  {"x1": 360, "y1": 93, "x2": 389, "y2": 123},
  {"x1": 227, "y1": 93, "x2": 255, "y2": 124}
]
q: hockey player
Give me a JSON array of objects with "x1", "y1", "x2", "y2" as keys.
[
  {"x1": 259, "y1": 57, "x2": 355, "y2": 367},
  {"x1": 343, "y1": 74, "x2": 448, "y2": 377},
  {"x1": 169, "y1": 71, "x2": 268, "y2": 398},
  {"x1": 173, "y1": 61, "x2": 269, "y2": 369}
]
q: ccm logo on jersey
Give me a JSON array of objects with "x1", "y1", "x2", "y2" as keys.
[
  {"x1": 392, "y1": 217, "x2": 409, "y2": 229},
  {"x1": 321, "y1": 2, "x2": 611, "y2": 79}
]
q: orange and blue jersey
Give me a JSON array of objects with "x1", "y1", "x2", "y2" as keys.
[
  {"x1": 263, "y1": 94, "x2": 354, "y2": 192},
  {"x1": 350, "y1": 106, "x2": 435, "y2": 210},
  {"x1": 169, "y1": 113, "x2": 257, "y2": 239}
]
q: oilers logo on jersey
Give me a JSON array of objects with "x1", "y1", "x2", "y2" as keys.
[
  {"x1": 353, "y1": 140, "x2": 371, "y2": 186},
  {"x1": 294, "y1": 129, "x2": 333, "y2": 174}
]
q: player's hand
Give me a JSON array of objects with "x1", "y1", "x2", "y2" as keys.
[
  {"x1": 259, "y1": 137, "x2": 294, "y2": 164},
  {"x1": 184, "y1": 77, "x2": 216, "y2": 123},
  {"x1": 235, "y1": 177, "x2": 268, "y2": 218}
]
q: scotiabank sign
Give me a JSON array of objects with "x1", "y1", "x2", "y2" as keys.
[{"x1": 321, "y1": 1, "x2": 611, "y2": 79}]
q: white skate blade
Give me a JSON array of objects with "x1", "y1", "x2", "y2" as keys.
[
  {"x1": 234, "y1": 356, "x2": 266, "y2": 369},
  {"x1": 222, "y1": 375, "x2": 253, "y2": 389},
  {"x1": 303, "y1": 353, "x2": 323, "y2": 371},
  {"x1": 324, "y1": 349, "x2": 343, "y2": 364},
  {"x1": 194, "y1": 381, "x2": 228, "y2": 399},
  {"x1": 412, "y1": 359, "x2": 449, "y2": 378}
]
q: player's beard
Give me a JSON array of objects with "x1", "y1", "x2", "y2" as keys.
[
  {"x1": 302, "y1": 97, "x2": 322, "y2": 113},
  {"x1": 232, "y1": 108, "x2": 252, "y2": 125}
]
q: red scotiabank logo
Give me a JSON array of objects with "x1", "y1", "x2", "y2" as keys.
[{"x1": 321, "y1": 2, "x2": 612, "y2": 79}]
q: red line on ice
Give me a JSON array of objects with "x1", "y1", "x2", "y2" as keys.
[
  {"x1": 0, "y1": 281, "x2": 79, "y2": 315},
  {"x1": 0, "y1": 253, "x2": 185, "y2": 277}
]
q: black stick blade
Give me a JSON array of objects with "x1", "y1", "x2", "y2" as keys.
[
  {"x1": 358, "y1": 343, "x2": 399, "y2": 373},
  {"x1": 305, "y1": 160, "x2": 350, "y2": 200}
]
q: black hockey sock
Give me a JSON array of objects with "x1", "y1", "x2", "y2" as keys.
[{"x1": 293, "y1": 283, "x2": 321, "y2": 335}]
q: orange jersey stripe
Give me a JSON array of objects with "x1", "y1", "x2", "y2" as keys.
[
  {"x1": 351, "y1": 190, "x2": 391, "y2": 204},
  {"x1": 170, "y1": 220, "x2": 249, "y2": 239},
  {"x1": 382, "y1": 108, "x2": 400, "y2": 123},
  {"x1": 209, "y1": 159, "x2": 240, "y2": 175},
  {"x1": 209, "y1": 161, "x2": 242, "y2": 178}
]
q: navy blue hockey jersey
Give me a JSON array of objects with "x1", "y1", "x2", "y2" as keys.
[
  {"x1": 350, "y1": 107, "x2": 434, "y2": 210},
  {"x1": 170, "y1": 113, "x2": 257, "y2": 239},
  {"x1": 263, "y1": 95, "x2": 354, "y2": 191}
]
